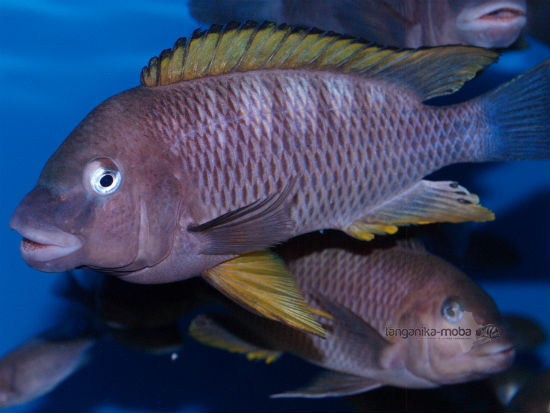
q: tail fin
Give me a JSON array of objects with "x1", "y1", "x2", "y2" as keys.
[{"x1": 481, "y1": 58, "x2": 549, "y2": 161}]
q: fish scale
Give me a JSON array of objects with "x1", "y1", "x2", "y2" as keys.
[{"x1": 147, "y1": 71, "x2": 468, "y2": 231}]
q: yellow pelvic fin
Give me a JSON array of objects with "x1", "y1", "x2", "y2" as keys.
[
  {"x1": 201, "y1": 250, "x2": 327, "y2": 337},
  {"x1": 307, "y1": 305, "x2": 334, "y2": 321},
  {"x1": 141, "y1": 21, "x2": 498, "y2": 100},
  {"x1": 345, "y1": 180, "x2": 495, "y2": 241},
  {"x1": 189, "y1": 314, "x2": 281, "y2": 364}
]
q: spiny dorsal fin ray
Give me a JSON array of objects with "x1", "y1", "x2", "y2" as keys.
[{"x1": 141, "y1": 21, "x2": 498, "y2": 100}]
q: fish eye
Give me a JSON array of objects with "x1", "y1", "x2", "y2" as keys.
[
  {"x1": 440, "y1": 296, "x2": 464, "y2": 323},
  {"x1": 84, "y1": 158, "x2": 122, "y2": 196}
]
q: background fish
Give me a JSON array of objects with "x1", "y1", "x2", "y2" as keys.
[
  {"x1": 188, "y1": 0, "x2": 527, "y2": 48},
  {"x1": 526, "y1": 0, "x2": 550, "y2": 45},
  {"x1": 0, "y1": 324, "x2": 95, "y2": 408},
  {"x1": 10, "y1": 23, "x2": 549, "y2": 336},
  {"x1": 54, "y1": 271, "x2": 212, "y2": 330},
  {"x1": 506, "y1": 368, "x2": 550, "y2": 412},
  {"x1": 488, "y1": 312, "x2": 548, "y2": 409},
  {"x1": 190, "y1": 233, "x2": 515, "y2": 397}
]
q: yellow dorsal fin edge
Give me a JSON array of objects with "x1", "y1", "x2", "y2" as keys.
[{"x1": 140, "y1": 21, "x2": 498, "y2": 100}]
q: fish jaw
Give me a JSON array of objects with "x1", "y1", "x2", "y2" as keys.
[
  {"x1": 10, "y1": 216, "x2": 82, "y2": 273},
  {"x1": 469, "y1": 338, "x2": 516, "y2": 373},
  {"x1": 456, "y1": 2, "x2": 526, "y2": 47}
]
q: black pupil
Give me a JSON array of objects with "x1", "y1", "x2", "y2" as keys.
[{"x1": 100, "y1": 174, "x2": 114, "y2": 188}]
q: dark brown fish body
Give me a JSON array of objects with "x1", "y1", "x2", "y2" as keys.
[
  {"x1": 19, "y1": 69, "x2": 486, "y2": 283},
  {"x1": 115, "y1": 70, "x2": 479, "y2": 282},
  {"x1": 10, "y1": 23, "x2": 549, "y2": 333},
  {"x1": 189, "y1": 0, "x2": 527, "y2": 48},
  {"x1": 191, "y1": 238, "x2": 516, "y2": 396}
]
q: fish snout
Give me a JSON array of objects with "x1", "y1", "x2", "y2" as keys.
[
  {"x1": 456, "y1": 2, "x2": 526, "y2": 48},
  {"x1": 469, "y1": 329, "x2": 515, "y2": 373},
  {"x1": 10, "y1": 188, "x2": 83, "y2": 272}
]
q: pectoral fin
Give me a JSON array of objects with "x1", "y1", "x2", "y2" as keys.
[
  {"x1": 345, "y1": 180, "x2": 494, "y2": 241},
  {"x1": 202, "y1": 251, "x2": 327, "y2": 337},
  {"x1": 189, "y1": 314, "x2": 281, "y2": 364},
  {"x1": 271, "y1": 370, "x2": 382, "y2": 398},
  {"x1": 315, "y1": 294, "x2": 390, "y2": 359},
  {"x1": 189, "y1": 181, "x2": 296, "y2": 255}
]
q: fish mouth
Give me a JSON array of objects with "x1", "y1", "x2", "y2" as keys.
[
  {"x1": 457, "y1": 2, "x2": 526, "y2": 46},
  {"x1": 13, "y1": 227, "x2": 82, "y2": 272},
  {"x1": 458, "y1": 3, "x2": 526, "y2": 25},
  {"x1": 470, "y1": 340, "x2": 516, "y2": 369}
]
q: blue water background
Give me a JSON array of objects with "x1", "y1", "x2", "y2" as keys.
[{"x1": 0, "y1": 1, "x2": 548, "y2": 411}]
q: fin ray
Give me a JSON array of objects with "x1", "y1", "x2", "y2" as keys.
[
  {"x1": 189, "y1": 181, "x2": 296, "y2": 255},
  {"x1": 141, "y1": 21, "x2": 498, "y2": 101},
  {"x1": 202, "y1": 251, "x2": 327, "y2": 337},
  {"x1": 345, "y1": 180, "x2": 494, "y2": 241},
  {"x1": 189, "y1": 314, "x2": 281, "y2": 364},
  {"x1": 271, "y1": 370, "x2": 382, "y2": 398}
]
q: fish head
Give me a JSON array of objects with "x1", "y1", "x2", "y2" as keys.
[
  {"x1": 452, "y1": 0, "x2": 527, "y2": 48},
  {"x1": 397, "y1": 259, "x2": 514, "y2": 384},
  {"x1": 10, "y1": 89, "x2": 183, "y2": 276}
]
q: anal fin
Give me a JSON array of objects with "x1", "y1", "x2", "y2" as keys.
[
  {"x1": 271, "y1": 370, "x2": 382, "y2": 398},
  {"x1": 189, "y1": 314, "x2": 281, "y2": 364},
  {"x1": 202, "y1": 250, "x2": 327, "y2": 337},
  {"x1": 345, "y1": 180, "x2": 494, "y2": 241}
]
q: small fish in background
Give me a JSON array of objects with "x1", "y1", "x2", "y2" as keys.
[
  {"x1": 504, "y1": 314, "x2": 548, "y2": 352},
  {"x1": 526, "y1": 0, "x2": 550, "y2": 45},
  {"x1": 506, "y1": 368, "x2": 550, "y2": 413},
  {"x1": 188, "y1": 0, "x2": 527, "y2": 48},
  {"x1": 109, "y1": 324, "x2": 185, "y2": 356},
  {"x1": 10, "y1": 22, "x2": 549, "y2": 337},
  {"x1": 54, "y1": 272, "x2": 221, "y2": 354},
  {"x1": 0, "y1": 324, "x2": 95, "y2": 408},
  {"x1": 54, "y1": 271, "x2": 212, "y2": 330},
  {"x1": 488, "y1": 313, "x2": 548, "y2": 409},
  {"x1": 190, "y1": 234, "x2": 515, "y2": 398}
]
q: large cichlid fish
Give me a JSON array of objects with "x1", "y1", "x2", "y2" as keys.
[
  {"x1": 189, "y1": 0, "x2": 528, "y2": 48},
  {"x1": 190, "y1": 234, "x2": 516, "y2": 397},
  {"x1": 9, "y1": 22, "x2": 549, "y2": 336}
]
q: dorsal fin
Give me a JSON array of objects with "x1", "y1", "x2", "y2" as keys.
[{"x1": 141, "y1": 21, "x2": 498, "y2": 100}]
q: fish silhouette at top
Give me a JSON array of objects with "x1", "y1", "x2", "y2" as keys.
[
  {"x1": 10, "y1": 22, "x2": 550, "y2": 335},
  {"x1": 190, "y1": 235, "x2": 515, "y2": 397},
  {"x1": 189, "y1": 0, "x2": 527, "y2": 48}
]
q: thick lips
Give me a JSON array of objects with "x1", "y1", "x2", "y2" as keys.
[
  {"x1": 14, "y1": 226, "x2": 82, "y2": 271},
  {"x1": 457, "y1": 2, "x2": 526, "y2": 29},
  {"x1": 469, "y1": 339, "x2": 515, "y2": 358}
]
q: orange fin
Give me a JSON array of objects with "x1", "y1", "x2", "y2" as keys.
[{"x1": 345, "y1": 180, "x2": 494, "y2": 241}]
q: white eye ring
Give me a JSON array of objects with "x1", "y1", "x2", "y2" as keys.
[
  {"x1": 440, "y1": 297, "x2": 464, "y2": 323},
  {"x1": 90, "y1": 167, "x2": 121, "y2": 195}
]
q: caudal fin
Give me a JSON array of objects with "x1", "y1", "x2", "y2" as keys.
[{"x1": 481, "y1": 58, "x2": 549, "y2": 161}]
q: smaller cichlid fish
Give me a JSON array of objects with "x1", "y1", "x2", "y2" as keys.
[
  {"x1": 55, "y1": 272, "x2": 211, "y2": 330},
  {"x1": 0, "y1": 326, "x2": 95, "y2": 408},
  {"x1": 507, "y1": 368, "x2": 550, "y2": 413},
  {"x1": 10, "y1": 22, "x2": 550, "y2": 337},
  {"x1": 189, "y1": 0, "x2": 527, "y2": 48},
  {"x1": 190, "y1": 234, "x2": 515, "y2": 397}
]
